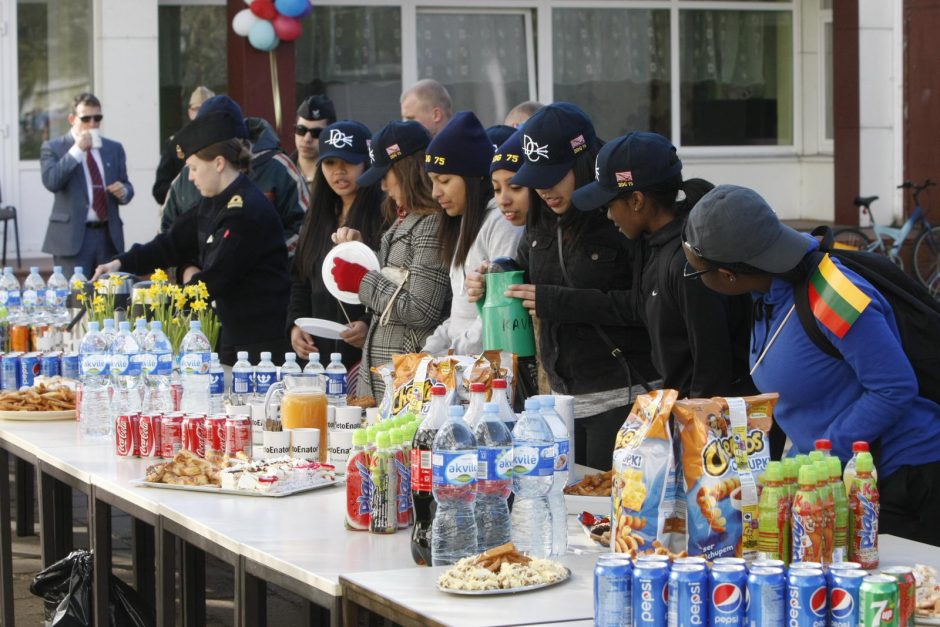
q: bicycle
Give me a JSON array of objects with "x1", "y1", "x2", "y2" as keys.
[{"x1": 833, "y1": 179, "x2": 940, "y2": 297}]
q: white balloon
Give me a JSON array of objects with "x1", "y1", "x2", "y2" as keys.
[{"x1": 232, "y1": 8, "x2": 259, "y2": 37}]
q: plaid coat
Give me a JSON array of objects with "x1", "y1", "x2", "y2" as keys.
[{"x1": 355, "y1": 212, "x2": 451, "y2": 399}]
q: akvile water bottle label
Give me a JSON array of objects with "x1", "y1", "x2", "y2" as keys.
[
  {"x1": 45, "y1": 289, "x2": 68, "y2": 307},
  {"x1": 179, "y1": 352, "x2": 210, "y2": 375},
  {"x1": 326, "y1": 372, "x2": 347, "y2": 396},
  {"x1": 109, "y1": 354, "x2": 141, "y2": 377},
  {"x1": 477, "y1": 446, "x2": 513, "y2": 481},
  {"x1": 232, "y1": 371, "x2": 252, "y2": 394},
  {"x1": 155, "y1": 352, "x2": 173, "y2": 376},
  {"x1": 22, "y1": 290, "x2": 38, "y2": 306},
  {"x1": 254, "y1": 370, "x2": 276, "y2": 394},
  {"x1": 513, "y1": 443, "x2": 555, "y2": 478},
  {"x1": 210, "y1": 371, "x2": 224, "y2": 395},
  {"x1": 80, "y1": 354, "x2": 110, "y2": 376},
  {"x1": 555, "y1": 438, "x2": 570, "y2": 472},
  {"x1": 138, "y1": 353, "x2": 157, "y2": 374},
  {"x1": 432, "y1": 451, "x2": 478, "y2": 486}
]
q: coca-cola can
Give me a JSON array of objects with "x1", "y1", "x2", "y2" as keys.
[
  {"x1": 138, "y1": 414, "x2": 163, "y2": 458},
  {"x1": 115, "y1": 414, "x2": 138, "y2": 457},
  {"x1": 170, "y1": 382, "x2": 183, "y2": 412},
  {"x1": 204, "y1": 416, "x2": 227, "y2": 454},
  {"x1": 161, "y1": 414, "x2": 184, "y2": 458},
  {"x1": 224, "y1": 417, "x2": 252, "y2": 457},
  {"x1": 183, "y1": 416, "x2": 206, "y2": 458}
]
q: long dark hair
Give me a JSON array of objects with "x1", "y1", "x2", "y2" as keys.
[
  {"x1": 384, "y1": 151, "x2": 437, "y2": 220},
  {"x1": 294, "y1": 162, "x2": 385, "y2": 280},
  {"x1": 526, "y1": 146, "x2": 602, "y2": 244},
  {"x1": 437, "y1": 176, "x2": 494, "y2": 268}
]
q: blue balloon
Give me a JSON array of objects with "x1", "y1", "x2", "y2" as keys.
[
  {"x1": 248, "y1": 19, "x2": 279, "y2": 51},
  {"x1": 274, "y1": 0, "x2": 307, "y2": 18}
]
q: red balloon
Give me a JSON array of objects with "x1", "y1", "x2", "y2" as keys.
[
  {"x1": 272, "y1": 14, "x2": 303, "y2": 41},
  {"x1": 249, "y1": 0, "x2": 277, "y2": 20}
]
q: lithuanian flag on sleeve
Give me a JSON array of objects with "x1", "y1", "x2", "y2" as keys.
[{"x1": 807, "y1": 253, "x2": 872, "y2": 338}]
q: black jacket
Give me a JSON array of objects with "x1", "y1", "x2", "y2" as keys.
[
  {"x1": 518, "y1": 211, "x2": 655, "y2": 395},
  {"x1": 118, "y1": 174, "x2": 290, "y2": 348},
  {"x1": 152, "y1": 135, "x2": 184, "y2": 205},
  {"x1": 640, "y1": 218, "x2": 754, "y2": 398}
]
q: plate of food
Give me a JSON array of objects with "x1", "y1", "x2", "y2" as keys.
[
  {"x1": 564, "y1": 469, "x2": 612, "y2": 513},
  {"x1": 0, "y1": 383, "x2": 77, "y2": 420},
  {"x1": 916, "y1": 564, "x2": 940, "y2": 624},
  {"x1": 135, "y1": 449, "x2": 339, "y2": 497},
  {"x1": 322, "y1": 241, "x2": 381, "y2": 305},
  {"x1": 437, "y1": 543, "x2": 570, "y2": 595},
  {"x1": 578, "y1": 511, "x2": 611, "y2": 548}
]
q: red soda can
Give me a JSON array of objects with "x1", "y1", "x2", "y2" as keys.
[
  {"x1": 183, "y1": 416, "x2": 206, "y2": 458},
  {"x1": 882, "y1": 566, "x2": 916, "y2": 626},
  {"x1": 115, "y1": 414, "x2": 137, "y2": 457},
  {"x1": 138, "y1": 414, "x2": 163, "y2": 458},
  {"x1": 171, "y1": 382, "x2": 183, "y2": 411},
  {"x1": 161, "y1": 414, "x2": 184, "y2": 458},
  {"x1": 224, "y1": 417, "x2": 252, "y2": 457},
  {"x1": 204, "y1": 416, "x2": 226, "y2": 454}
]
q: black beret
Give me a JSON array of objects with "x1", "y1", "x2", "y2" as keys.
[{"x1": 175, "y1": 110, "x2": 245, "y2": 160}]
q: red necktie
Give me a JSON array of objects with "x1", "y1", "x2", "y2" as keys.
[{"x1": 86, "y1": 151, "x2": 108, "y2": 222}]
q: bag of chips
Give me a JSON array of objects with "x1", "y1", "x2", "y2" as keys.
[
  {"x1": 672, "y1": 394, "x2": 777, "y2": 560},
  {"x1": 611, "y1": 389, "x2": 684, "y2": 555}
]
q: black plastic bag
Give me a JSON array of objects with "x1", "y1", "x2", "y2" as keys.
[{"x1": 29, "y1": 549, "x2": 155, "y2": 627}]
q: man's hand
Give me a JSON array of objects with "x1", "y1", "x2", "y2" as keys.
[
  {"x1": 107, "y1": 181, "x2": 127, "y2": 202},
  {"x1": 76, "y1": 131, "x2": 93, "y2": 152}
]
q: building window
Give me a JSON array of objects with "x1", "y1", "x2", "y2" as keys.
[
  {"x1": 552, "y1": 8, "x2": 671, "y2": 142},
  {"x1": 158, "y1": 5, "x2": 228, "y2": 145},
  {"x1": 416, "y1": 10, "x2": 534, "y2": 127},
  {"x1": 680, "y1": 10, "x2": 794, "y2": 146},
  {"x1": 295, "y1": 6, "x2": 402, "y2": 132},
  {"x1": 17, "y1": 0, "x2": 93, "y2": 160}
]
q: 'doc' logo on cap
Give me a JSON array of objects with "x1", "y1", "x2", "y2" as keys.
[
  {"x1": 712, "y1": 583, "x2": 743, "y2": 613},
  {"x1": 829, "y1": 588, "x2": 854, "y2": 619},
  {"x1": 324, "y1": 129, "x2": 353, "y2": 149},
  {"x1": 522, "y1": 134, "x2": 549, "y2": 162}
]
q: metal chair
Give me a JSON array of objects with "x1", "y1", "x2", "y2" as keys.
[{"x1": 0, "y1": 185, "x2": 21, "y2": 268}]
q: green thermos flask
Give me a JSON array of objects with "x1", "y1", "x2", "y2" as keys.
[{"x1": 477, "y1": 269, "x2": 536, "y2": 357}]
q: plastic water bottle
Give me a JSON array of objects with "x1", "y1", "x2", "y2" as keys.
[
  {"x1": 490, "y1": 378, "x2": 517, "y2": 432},
  {"x1": 280, "y1": 352, "x2": 302, "y2": 380},
  {"x1": 44, "y1": 265, "x2": 70, "y2": 322},
  {"x1": 100, "y1": 318, "x2": 117, "y2": 348},
  {"x1": 178, "y1": 320, "x2": 211, "y2": 414},
  {"x1": 473, "y1": 401, "x2": 513, "y2": 552},
  {"x1": 231, "y1": 351, "x2": 253, "y2": 406},
  {"x1": 462, "y1": 382, "x2": 487, "y2": 428},
  {"x1": 79, "y1": 321, "x2": 111, "y2": 438},
  {"x1": 22, "y1": 266, "x2": 45, "y2": 320},
  {"x1": 141, "y1": 320, "x2": 173, "y2": 413},
  {"x1": 209, "y1": 353, "x2": 225, "y2": 414},
  {"x1": 431, "y1": 405, "x2": 478, "y2": 565},
  {"x1": 303, "y1": 352, "x2": 325, "y2": 375},
  {"x1": 110, "y1": 320, "x2": 142, "y2": 420},
  {"x1": 0, "y1": 267, "x2": 22, "y2": 319},
  {"x1": 131, "y1": 318, "x2": 149, "y2": 348},
  {"x1": 511, "y1": 398, "x2": 554, "y2": 558},
  {"x1": 68, "y1": 266, "x2": 88, "y2": 289},
  {"x1": 539, "y1": 395, "x2": 569, "y2": 557},
  {"x1": 253, "y1": 352, "x2": 276, "y2": 401},
  {"x1": 325, "y1": 352, "x2": 347, "y2": 406}
]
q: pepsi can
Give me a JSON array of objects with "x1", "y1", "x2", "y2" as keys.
[
  {"x1": 594, "y1": 554, "x2": 633, "y2": 627},
  {"x1": 752, "y1": 559, "x2": 786, "y2": 569},
  {"x1": 668, "y1": 564, "x2": 708, "y2": 626},
  {"x1": 829, "y1": 569, "x2": 866, "y2": 627},
  {"x1": 827, "y1": 561, "x2": 864, "y2": 585},
  {"x1": 61, "y1": 353, "x2": 80, "y2": 380},
  {"x1": 1, "y1": 353, "x2": 21, "y2": 390},
  {"x1": 786, "y1": 569, "x2": 828, "y2": 627},
  {"x1": 709, "y1": 564, "x2": 747, "y2": 626},
  {"x1": 789, "y1": 561, "x2": 824, "y2": 571},
  {"x1": 712, "y1": 557, "x2": 746, "y2": 568},
  {"x1": 746, "y1": 566, "x2": 785, "y2": 627},
  {"x1": 40, "y1": 352, "x2": 61, "y2": 377},
  {"x1": 19, "y1": 352, "x2": 41, "y2": 388},
  {"x1": 633, "y1": 562, "x2": 669, "y2": 627}
]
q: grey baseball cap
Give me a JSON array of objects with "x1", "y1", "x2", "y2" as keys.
[{"x1": 684, "y1": 184, "x2": 809, "y2": 273}]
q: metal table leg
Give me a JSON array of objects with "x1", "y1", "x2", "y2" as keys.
[
  {"x1": 155, "y1": 520, "x2": 176, "y2": 627},
  {"x1": 0, "y1": 448, "x2": 16, "y2": 627},
  {"x1": 181, "y1": 541, "x2": 205, "y2": 627},
  {"x1": 14, "y1": 457, "x2": 34, "y2": 537},
  {"x1": 90, "y1": 487, "x2": 111, "y2": 627},
  {"x1": 37, "y1": 468, "x2": 58, "y2": 568},
  {"x1": 132, "y1": 518, "x2": 156, "y2": 609},
  {"x1": 238, "y1": 556, "x2": 267, "y2": 627}
]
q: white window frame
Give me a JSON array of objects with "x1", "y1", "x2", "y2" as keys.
[{"x1": 818, "y1": 0, "x2": 834, "y2": 153}]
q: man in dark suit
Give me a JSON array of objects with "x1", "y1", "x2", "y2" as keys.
[{"x1": 40, "y1": 92, "x2": 134, "y2": 276}]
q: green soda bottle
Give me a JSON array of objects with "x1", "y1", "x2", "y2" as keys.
[
  {"x1": 826, "y1": 455, "x2": 849, "y2": 562},
  {"x1": 813, "y1": 460, "x2": 834, "y2": 564},
  {"x1": 808, "y1": 450, "x2": 825, "y2": 464},
  {"x1": 791, "y1": 465, "x2": 821, "y2": 563},
  {"x1": 757, "y1": 461, "x2": 788, "y2": 561},
  {"x1": 781, "y1": 458, "x2": 799, "y2": 563},
  {"x1": 369, "y1": 431, "x2": 399, "y2": 534}
]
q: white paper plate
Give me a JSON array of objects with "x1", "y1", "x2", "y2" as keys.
[
  {"x1": 295, "y1": 317, "x2": 348, "y2": 340},
  {"x1": 322, "y1": 241, "x2": 381, "y2": 305},
  {"x1": 0, "y1": 409, "x2": 76, "y2": 421}
]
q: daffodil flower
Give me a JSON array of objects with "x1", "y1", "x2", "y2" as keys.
[
  {"x1": 190, "y1": 299, "x2": 207, "y2": 312},
  {"x1": 152, "y1": 268, "x2": 168, "y2": 283}
]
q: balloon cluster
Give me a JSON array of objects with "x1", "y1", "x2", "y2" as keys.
[{"x1": 232, "y1": 0, "x2": 313, "y2": 52}]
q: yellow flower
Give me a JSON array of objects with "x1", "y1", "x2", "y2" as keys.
[
  {"x1": 196, "y1": 282, "x2": 210, "y2": 300},
  {"x1": 183, "y1": 284, "x2": 198, "y2": 299},
  {"x1": 76, "y1": 292, "x2": 85, "y2": 303},
  {"x1": 92, "y1": 295, "x2": 104, "y2": 307},
  {"x1": 71, "y1": 279, "x2": 84, "y2": 290},
  {"x1": 108, "y1": 274, "x2": 124, "y2": 288},
  {"x1": 152, "y1": 268, "x2": 168, "y2": 283},
  {"x1": 93, "y1": 280, "x2": 105, "y2": 292},
  {"x1": 174, "y1": 295, "x2": 187, "y2": 309},
  {"x1": 93, "y1": 301, "x2": 105, "y2": 313},
  {"x1": 190, "y1": 299, "x2": 207, "y2": 312},
  {"x1": 172, "y1": 318, "x2": 181, "y2": 326}
]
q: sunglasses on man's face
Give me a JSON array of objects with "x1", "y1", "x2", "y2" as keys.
[
  {"x1": 79, "y1": 114, "x2": 103, "y2": 123},
  {"x1": 295, "y1": 124, "x2": 323, "y2": 138}
]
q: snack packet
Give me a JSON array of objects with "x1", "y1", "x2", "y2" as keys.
[
  {"x1": 611, "y1": 389, "x2": 682, "y2": 555},
  {"x1": 672, "y1": 394, "x2": 777, "y2": 561},
  {"x1": 374, "y1": 353, "x2": 459, "y2": 419}
]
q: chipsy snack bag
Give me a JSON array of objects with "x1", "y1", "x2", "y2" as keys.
[
  {"x1": 673, "y1": 394, "x2": 777, "y2": 561},
  {"x1": 611, "y1": 389, "x2": 683, "y2": 555}
]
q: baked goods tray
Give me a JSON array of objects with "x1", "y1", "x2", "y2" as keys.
[
  {"x1": 130, "y1": 478, "x2": 341, "y2": 498},
  {"x1": 917, "y1": 616, "x2": 940, "y2": 625},
  {"x1": 437, "y1": 567, "x2": 571, "y2": 596},
  {"x1": 0, "y1": 409, "x2": 76, "y2": 421}
]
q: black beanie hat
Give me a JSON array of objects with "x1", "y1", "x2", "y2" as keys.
[{"x1": 424, "y1": 111, "x2": 494, "y2": 178}]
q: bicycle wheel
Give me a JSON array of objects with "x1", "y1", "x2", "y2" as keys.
[
  {"x1": 832, "y1": 228, "x2": 871, "y2": 251},
  {"x1": 912, "y1": 225, "x2": 940, "y2": 297}
]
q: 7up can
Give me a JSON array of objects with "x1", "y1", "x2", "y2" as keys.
[{"x1": 860, "y1": 574, "x2": 899, "y2": 627}]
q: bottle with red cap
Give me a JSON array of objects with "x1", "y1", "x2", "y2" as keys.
[
  {"x1": 462, "y1": 382, "x2": 488, "y2": 429},
  {"x1": 489, "y1": 378, "x2": 517, "y2": 432},
  {"x1": 410, "y1": 384, "x2": 450, "y2": 565},
  {"x1": 814, "y1": 438, "x2": 832, "y2": 456},
  {"x1": 843, "y1": 441, "x2": 878, "y2": 491}
]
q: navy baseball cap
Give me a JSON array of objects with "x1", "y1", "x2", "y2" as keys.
[
  {"x1": 572, "y1": 132, "x2": 683, "y2": 211},
  {"x1": 356, "y1": 120, "x2": 431, "y2": 187},
  {"x1": 485, "y1": 124, "x2": 516, "y2": 151},
  {"x1": 195, "y1": 95, "x2": 249, "y2": 139},
  {"x1": 490, "y1": 128, "x2": 525, "y2": 175},
  {"x1": 316, "y1": 120, "x2": 372, "y2": 165},
  {"x1": 510, "y1": 103, "x2": 596, "y2": 189},
  {"x1": 425, "y1": 111, "x2": 494, "y2": 178}
]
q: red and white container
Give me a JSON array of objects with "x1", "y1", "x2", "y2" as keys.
[
  {"x1": 204, "y1": 415, "x2": 227, "y2": 454},
  {"x1": 183, "y1": 415, "x2": 206, "y2": 458},
  {"x1": 224, "y1": 417, "x2": 252, "y2": 457},
  {"x1": 161, "y1": 413, "x2": 184, "y2": 458},
  {"x1": 115, "y1": 414, "x2": 139, "y2": 457},
  {"x1": 138, "y1": 414, "x2": 163, "y2": 458}
]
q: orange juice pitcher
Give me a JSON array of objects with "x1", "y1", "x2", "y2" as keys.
[{"x1": 264, "y1": 373, "x2": 328, "y2": 463}]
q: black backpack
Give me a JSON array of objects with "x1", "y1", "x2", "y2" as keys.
[{"x1": 792, "y1": 226, "x2": 940, "y2": 404}]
